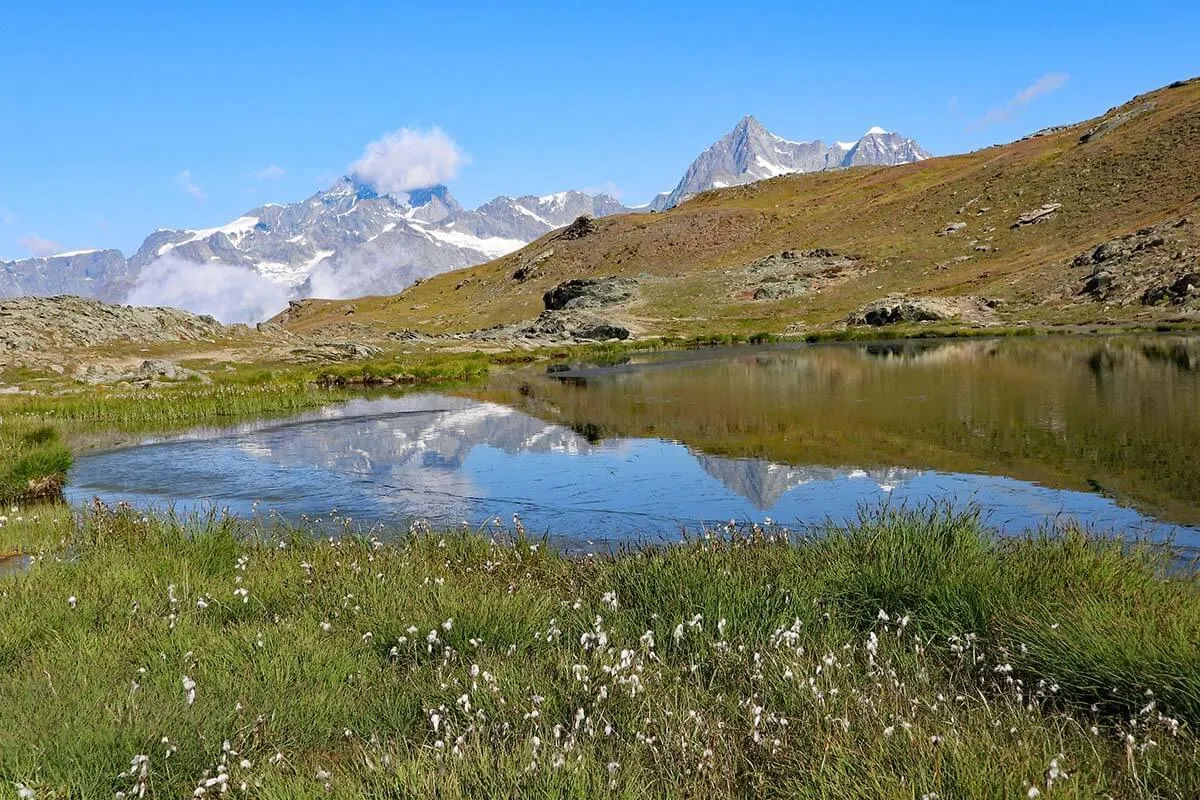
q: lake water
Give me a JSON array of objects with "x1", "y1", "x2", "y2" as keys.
[{"x1": 67, "y1": 336, "x2": 1200, "y2": 551}]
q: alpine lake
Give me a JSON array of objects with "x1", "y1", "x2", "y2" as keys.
[{"x1": 67, "y1": 335, "x2": 1200, "y2": 554}]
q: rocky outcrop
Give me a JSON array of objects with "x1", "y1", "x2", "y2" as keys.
[
  {"x1": 543, "y1": 277, "x2": 637, "y2": 311},
  {"x1": 737, "y1": 249, "x2": 867, "y2": 301},
  {"x1": 847, "y1": 295, "x2": 1001, "y2": 327},
  {"x1": 0, "y1": 295, "x2": 227, "y2": 356},
  {"x1": 284, "y1": 342, "x2": 385, "y2": 364},
  {"x1": 1079, "y1": 102, "x2": 1156, "y2": 144},
  {"x1": 74, "y1": 359, "x2": 212, "y2": 386},
  {"x1": 557, "y1": 216, "x2": 598, "y2": 241},
  {"x1": 1074, "y1": 217, "x2": 1197, "y2": 306}
]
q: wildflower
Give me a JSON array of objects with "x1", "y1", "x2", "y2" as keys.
[
  {"x1": 196, "y1": 597, "x2": 209, "y2": 609},
  {"x1": 1027, "y1": 787, "x2": 1041, "y2": 798},
  {"x1": 320, "y1": 621, "x2": 332, "y2": 633},
  {"x1": 717, "y1": 618, "x2": 728, "y2": 637},
  {"x1": 15, "y1": 784, "x2": 34, "y2": 799},
  {"x1": 315, "y1": 768, "x2": 331, "y2": 780},
  {"x1": 233, "y1": 587, "x2": 249, "y2": 603},
  {"x1": 883, "y1": 725, "x2": 895, "y2": 737},
  {"x1": 442, "y1": 618, "x2": 454, "y2": 631},
  {"x1": 67, "y1": 596, "x2": 77, "y2": 609},
  {"x1": 269, "y1": 752, "x2": 284, "y2": 765},
  {"x1": 181, "y1": 675, "x2": 197, "y2": 705}
]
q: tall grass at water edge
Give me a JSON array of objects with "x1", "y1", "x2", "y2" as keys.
[{"x1": 0, "y1": 504, "x2": 1196, "y2": 798}]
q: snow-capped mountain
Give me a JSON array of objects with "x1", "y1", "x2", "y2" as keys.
[
  {"x1": 0, "y1": 179, "x2": 630, "y2": 309},
  {"x1": 132, "y1": 179, "x2": 630, "y2": 299},
  {"x1": 1, "y1": 248, "x2": 134, "y2": 302},
  {"x1": 649, "y1": 116, "x2": 930, "y2": 210},
  {"x1": 0, "y1": 116, "x2": 927, "y2": 313}
]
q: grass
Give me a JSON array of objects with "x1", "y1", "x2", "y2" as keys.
[{"x1": 0, "y1": 504, "x2": 1196, "y2": 798}]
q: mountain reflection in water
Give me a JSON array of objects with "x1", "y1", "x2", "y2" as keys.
[{"x1": 66, "y1": 334, "x2": 1200, "y2": 552}]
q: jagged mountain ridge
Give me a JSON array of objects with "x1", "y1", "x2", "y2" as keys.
[
  {"x1": 1, "y1": 249, "x2": 135, "y2": 303},
  {"x1": 0, "y1": 180, "x2": 631, "y2": 306},
  {"x1": 0, "y1": 115, "x2": 926, "y2": 309},
  {"x1": 649, "y1": 116, "x2": 929, "y2": 210}
]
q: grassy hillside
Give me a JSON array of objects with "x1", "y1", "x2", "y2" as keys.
[{"x1": 281, "y1": 78, "x2": 1200, "y2": 339}]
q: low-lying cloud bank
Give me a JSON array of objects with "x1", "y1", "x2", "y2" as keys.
[{"x1": 127, "y1": 255, "x2": 291, "y2": 324}]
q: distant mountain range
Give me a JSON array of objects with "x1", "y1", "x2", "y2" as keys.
[
  {"x1": 649, "y1": 116, "x2": 929, "y2": 211},
  {"x1": 0, "y1": 117, "x2": 929, "y2": 316}
]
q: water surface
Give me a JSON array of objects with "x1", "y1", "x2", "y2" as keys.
[{"x1": 68, "y1": 336, "x2": 1200, "y2": 550}]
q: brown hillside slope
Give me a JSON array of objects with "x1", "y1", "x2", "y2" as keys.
[{"x1": 282, "y1": 78, "x2": 1200, "y2": 338}]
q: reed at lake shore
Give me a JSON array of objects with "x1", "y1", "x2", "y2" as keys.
[{"x1": 0, "y1": 504, "x2": 1196, "y2": 798}]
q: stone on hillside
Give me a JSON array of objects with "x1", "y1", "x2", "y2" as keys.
[
  {"x1": 847, "y1": 295, "x2": 1001, "y2": 327},
  {"x1": 937, "y1": 222, "x2": 967, "y2": 236},
  {"x1": 558, "y1": 215, "x2": 598, "y2": 240},
  {"x1": 75, "y1": 359, "x2": 211, "y2": 386},
  {"x1": 1011, "y1": 204, "x2": 1063, "y2": 228},
  {"x1": 543, "y1": 277, "x2": 637, "y2": 311},
  {"x1": 1079, "y1": 102, "x2": 1156, "y2": 144},
  {"x1": 1142, "y1": 273, "x2": 1200, "y2": 305}
]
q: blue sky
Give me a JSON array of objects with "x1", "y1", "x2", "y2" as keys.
[{"x1": 1, "y1": 0, "x2": 1197, "y2": 260}]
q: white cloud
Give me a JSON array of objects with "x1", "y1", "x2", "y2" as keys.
[
  {"x1": 127, "y1": 255, "x2": 291, "y2": 324},
  {"x1": 249, "y1": 165, "x2": 286, "y2": 181},
  {"x1": 974, "y1": 73, "x2": 1070, "y2": 129},
  {"x1": 176, "y1": 170, "x2": 207, "y2": 202},
  {"x1": 19, "y1": 234, "x2": 62, "y2": 257},
  {"x1": 0, "y1": 207, "x2": 14, "y2": 226},
  {"x1": 350, "y1": 127, "x2": 467, "y2": 194}
]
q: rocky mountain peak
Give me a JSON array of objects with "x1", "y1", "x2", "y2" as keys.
[{"x1": 650, "y1": 117, "x2": 929, "y2": 211}]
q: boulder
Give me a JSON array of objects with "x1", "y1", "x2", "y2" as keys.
[
  {"x1": 543, "y1": 277, "x2": 637, "y2": 311},
  {"x1": 1011, "y1": 204, "x2": 1062, "y2": 228}
]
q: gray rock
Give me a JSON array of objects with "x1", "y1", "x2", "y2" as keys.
[
  {"x1": 1011, "y1": 204, "x2": 1063, "y2": 228},
  {"x1": 847, "y1": 295, "x2": 1001, "y2": 327},
  {"x1": 75, "y1": 359, "x2": 211, "y2": 386},
  {"x1": 543, "y1": 277, "x2": 637, "y2": 311},
  {"x1": 937, "y1": 222, "x2": 968, "y2": 236},
  {"x1": 1079, "y1": 102, "x2": 1156, "y2": 144}
]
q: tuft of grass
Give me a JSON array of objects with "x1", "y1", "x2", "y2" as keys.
[{"x1": 0, "y1": 504, "x2": 1196, "y2": 798}]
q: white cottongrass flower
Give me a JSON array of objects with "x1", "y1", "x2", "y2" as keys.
[
  {"x1": 315, "y1": 768, "x2": 331, "y2": 780},
  {"x1": 67, "y1": 596, "x2": 77, "y2": 608},
  {"x1": 181, "y1": 675, "x2": 197, "y2": 705},
  {"x1": 233, "y1": 587, "x2": 249, "y2": 603},
  {"x1": 15, "y1": 784, "x2": 35, "y2": 799}
]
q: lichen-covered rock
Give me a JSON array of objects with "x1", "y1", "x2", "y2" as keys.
[{"x1": 543, "y1": 277, "x2": 637, "y2": 311}]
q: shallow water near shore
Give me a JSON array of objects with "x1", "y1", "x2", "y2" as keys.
[{"x1": 67, "y1": 335, "x2": 1200, "y2": 551}]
